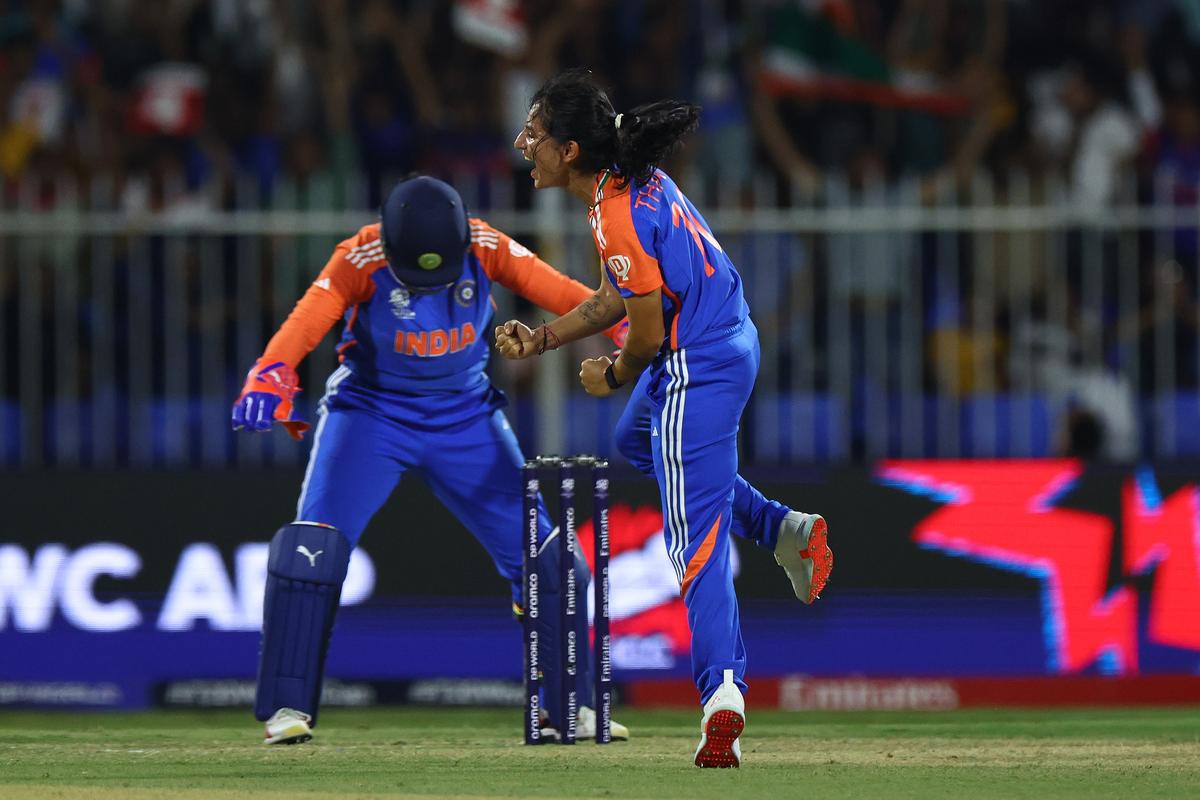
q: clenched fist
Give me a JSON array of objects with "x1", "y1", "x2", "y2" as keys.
[
  {"x1": 494, "y1": 320, "x2": 538, "y2": 359},
  {"x1": 580, "y1": 356, "x2": 614, "y2": 397}
]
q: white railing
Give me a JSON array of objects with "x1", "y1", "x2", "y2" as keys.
[{"x1": 1, "y1": 169, "x2": 1198, "y2": 467}]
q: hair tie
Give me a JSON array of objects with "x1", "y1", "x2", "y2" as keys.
[{"x1": 614, "y1": 113, "x2": 624, "y2": 130}]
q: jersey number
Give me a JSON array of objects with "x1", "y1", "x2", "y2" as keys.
[{"x1": 671, "y1": 202, "x2": 722, "y2": 277}]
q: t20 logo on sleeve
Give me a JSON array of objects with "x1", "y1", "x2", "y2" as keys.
[{"x1": 606, "y1": 255, "x2": 633, "y2": 284}]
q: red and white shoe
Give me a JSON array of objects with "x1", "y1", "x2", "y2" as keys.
[
  {"x1": 694, "y1": 669, "x2": 744, "y2": 768},
  {"x1": 774, "y1": 512, "x2": 833, "y2": 604},
  {"x1": 263, "y1": 707, "x2": 313, "y2": 745}
]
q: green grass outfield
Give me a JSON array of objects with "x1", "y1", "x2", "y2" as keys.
[{"x1": 2, "y1": 707, "x2": 1199, "y2": 800}]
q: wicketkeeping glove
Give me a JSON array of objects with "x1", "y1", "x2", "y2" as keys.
[{"x1": 231, "y1": 359, "x2": 311, "y2": 441}]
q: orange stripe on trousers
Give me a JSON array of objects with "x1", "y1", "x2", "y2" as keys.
[{"x1": 681, "y1": 514, "x2": 722, "y2": 597}]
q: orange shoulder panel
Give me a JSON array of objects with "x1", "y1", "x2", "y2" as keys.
[
  {"x1": 596, "y1": 197, "x2": 661, "y2": 295},
  {"x1": 473, "y1": 217, "x2": 626, "y2": 343},
  {"x1": 259, "y1": 223, "x2": 381, "y2": 367},
  {"x1": 471, "y1": 217, "x2": 592, "y2": 317}
]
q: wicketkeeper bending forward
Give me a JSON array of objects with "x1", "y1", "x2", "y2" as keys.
[{"x1": 232, "y1": 175, "x2": 629, "y2": 744}]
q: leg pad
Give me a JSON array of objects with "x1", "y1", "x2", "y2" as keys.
[{"x1": 253, "y1": 523, "x2": 351, "y2": 722}]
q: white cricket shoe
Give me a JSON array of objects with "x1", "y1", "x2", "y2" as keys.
[
  {"x1": 694, "y1": 669, "x2": 744, "y2": 768},
  {"x1": 263, "y1": 707, "x2": 313, "y2": 745},
  {"x1": 578, "y1": 705, "x2": 630, "y2": 741},
  {"x1": 774, "y1": 511, "x2": 833, "y2": 604},
  {"x1": 540, "y1": 705, "x2": 630, "y2": 741}
]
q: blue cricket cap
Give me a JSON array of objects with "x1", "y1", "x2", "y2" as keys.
[{"x1": 380, "y1": 176, "x2": 469, "y2": 288}]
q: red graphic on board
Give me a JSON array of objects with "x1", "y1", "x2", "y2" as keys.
[{"x1": 880, "y1": 460, "x2": 1200, "y2": 674}]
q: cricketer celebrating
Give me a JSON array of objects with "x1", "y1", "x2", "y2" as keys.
[
  {"x1": 496, "y1": 70, "x2": 833, "y2": 767},
  {"x1": 233, "y1": 175, "x2": 628, "y2": 745}
]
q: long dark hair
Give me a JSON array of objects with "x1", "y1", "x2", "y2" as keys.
[{"x1": 530, "y1": 69, "x2": 699, "y2": 188}]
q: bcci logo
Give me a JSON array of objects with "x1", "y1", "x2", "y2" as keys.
[
  {"x1": 455, "y1": 280, "x2": 477, "y2": 307},
  {"x1": 606, "y1": 255, "x2": 632, "y2": 284},
  {"x1": 389, "y1": 287, "x2": 415, "y2": 319}
]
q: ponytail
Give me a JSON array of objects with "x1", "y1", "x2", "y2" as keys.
[
  {"x1": 613, "y1": 101, "x2": 699, "y2": 187},
  {"x1": 530, "y1": 70, "x2": 700, "y2": 189}
]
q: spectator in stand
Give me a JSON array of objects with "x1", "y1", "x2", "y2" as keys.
[
  {"x1": 1061, "y1": 54, "x2": 1141, "y2": 209},
  {"x1": 1121, "y1": 259, "x2": 1200, "y2": 393},
  {"x1": 1145, "y1": 87, "x2": 1200, "y2": 267},
  {"x1": 1027, "y1": 26, "x2": 1156, "y2": 212},
  {"x1": 692, "y1": 1, "x2": 756, "y2": 206},
  {"x1": 348, "y1": 0, "x2": 439, "y2": 206},
  {"x1": 887, "y1": 0, "x2": 1015, "y2": 199}
]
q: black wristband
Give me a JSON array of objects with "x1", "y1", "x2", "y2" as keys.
[{"x1": 604, "y1": 363, "x2": 625, "y2": 390}]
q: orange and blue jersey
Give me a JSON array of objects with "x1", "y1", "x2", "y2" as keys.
[
  {"x1": 595, "y1": 167, "x2": 790, "y2": 705},
  {"x1": 257, "y1": 217, "x2": 617, "y2": 423},
  {"x1": 257, "y1": 217, "x2": 607, "y2": 724},
  {"x1": 588, "y1": 168, "x2": 749, "y2": 351},
  {"x1": 255, "y1": 211, "x2": 614, "y2": 550}
]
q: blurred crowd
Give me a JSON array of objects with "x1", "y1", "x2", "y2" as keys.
[
  {"x1": 4, "y1": 0, "x2": 1200, "y2": 465},
  {"x1": 2, "y1": 0, "x2": 1199, "y2": 210}
]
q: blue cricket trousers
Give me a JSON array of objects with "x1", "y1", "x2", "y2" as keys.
[
  {"x1": 615, "y1": 322, "x2": 789, "y2": 704},
  {"x1": 293, "y1": 366, "x2": 588, "y2": 719}
]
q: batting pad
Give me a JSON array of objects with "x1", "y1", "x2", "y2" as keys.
[{"x1": 254, "y1": 522, "x2": 352, "y2": 723}]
